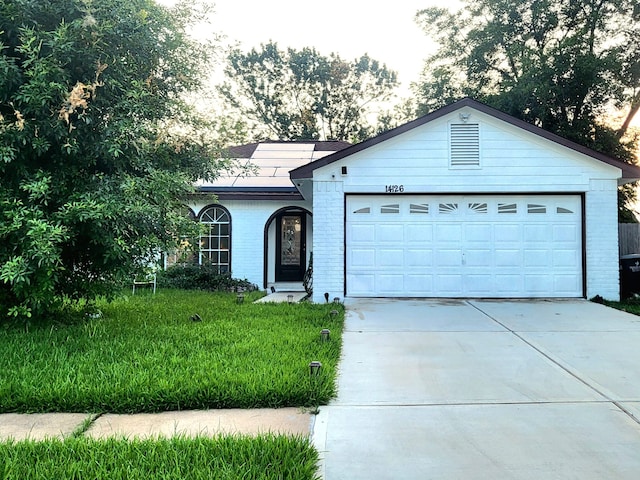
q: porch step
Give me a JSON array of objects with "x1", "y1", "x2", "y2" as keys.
[{"x1": 268, "y1": 282, "x2": 305, "y2": 292}]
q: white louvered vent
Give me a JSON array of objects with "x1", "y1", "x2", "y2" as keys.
[{"x1": 450, "y1": 123, "x2": 480, "y2": 167}]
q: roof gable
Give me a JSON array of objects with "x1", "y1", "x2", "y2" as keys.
[{"x1": 289, "y1": 98, "x2": 640, "y2": 182}]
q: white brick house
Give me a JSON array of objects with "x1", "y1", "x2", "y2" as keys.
[{"x1": 188, "y1": 98, "x2": 640, "y2": 301}]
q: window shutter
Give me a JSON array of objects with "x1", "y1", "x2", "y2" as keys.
[{"x1": 450, "y1": 123, "x2": 480, "y2": 167}]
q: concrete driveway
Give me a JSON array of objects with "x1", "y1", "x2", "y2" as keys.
[{"x1": 313, "y1": 299, "x2": 640, "y2": 479}]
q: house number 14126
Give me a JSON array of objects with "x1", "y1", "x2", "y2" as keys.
[{"x1": 385, "y1": 185, "x2": 404, "y2": 193}]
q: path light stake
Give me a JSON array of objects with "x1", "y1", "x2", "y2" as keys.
[
  {"x1": 236, "y1": 294, "x2": 244, "y2": 304},
  {"x1": 320, "y1": 329, "x2": 331, "y2": 341},
  {"x1": 324, "y1": 292, "x2": 329, "y2": 303},
  {"x1": 287, "y1": 294, "x2": 294, "y2": 303},
  {"x1": 309, "y1": 361, "x2": 323, "y2": 376}
]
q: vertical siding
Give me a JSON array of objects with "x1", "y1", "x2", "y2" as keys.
[{"x1": 619, "y1": 224, "x2": 640, "y2": 255}]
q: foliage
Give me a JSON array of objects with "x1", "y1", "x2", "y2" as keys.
[
  {"x1": 413, "y1": 0, "x2": 640, "y2": 219},
  {"x1": 0, "y1": 290, "x2": 344, "y2": 412},
  {"x1": 0, "y1": 0, "x2": 226, "y2": 320},
  {"x1": 157, "y1": 264, "x2": 258, "y2": 292},
  {"x1": 219, "y1": 41, "x2": 399, "y2": 142},
  {"x1": 0, "y1": 435, "x2": 320, "y2": 480}
]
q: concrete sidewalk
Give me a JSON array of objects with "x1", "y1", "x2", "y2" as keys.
[
  {"x1": 314, "y1": 298, "x2": 640, "y2": 479},
  {"x1": 0, "y1": 408, "x2": 312, "y2": 441}
]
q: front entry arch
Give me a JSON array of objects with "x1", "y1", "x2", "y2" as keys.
[{"x1": 263, "y1": 207, "x2": 312, "y2": 289}]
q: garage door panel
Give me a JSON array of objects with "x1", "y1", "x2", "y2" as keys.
[
  {"x1": 553, "y1": 224, "x2": 579, "y2": 242},
  {"x1": 494, "y1": 224, "x2": 521, "y2": 242},
  {"x1": 351, "y1": 224, "x2": 375, "y2": 243},
  {"x1": 465, "y1": 275, "x2": 494, "y2": 295},
  {"x1": 553, "y1": 250, "x2": 580, "y2": 267},
  {"x1": 495, "y1": 249, "x2": 521, "y2": 266},
  {"x1": 524, "y1": 249, "x2": 550, "y2": 267},
  {"x1": 465, "y1": 249, "x2": 492, "y2": 266},
  {"x1": 523, "y1": 224, "x2": 552, "y2": 242},
  {"x1": 351, "y1": 249, "x2": 375, "y2": 267},
  {"x1": 436, "y1": 224, "x2": 462, "y2": 241},
  {"x1": 554, "y1": 275, "x2": 581, "y2": 294},
  {"x1": 406, "y1": 249, "x2": 433, "y2": 266},
  {"x1": 406, "y1": 224, "x2": 433, "y2": 242},
  {"x1": 495, "y1": 275, "x2": 523, "y2": 294},
  {"x1": 406, "y1": 275, "x2": 433, "y2": 293},
  {"x1": 436, "y1": 249, "x2": 462, "y2": 266},
  {"x1": 525, "y1": 275, "x2": 554, "y2": 293},
  {"x1": 377, "y1": 249, "x2": 404, "y2": 267},
  {"x1": 348, "y1": 273, "x2": 375, "y2": 296},
  {"x1": 377, "y1": 224, "x2": 402, "y2": 242},
  {"x1": 346, "y1": 195, "x2": 582, "y2": 298},
  {"x1": 465, "y1": 224, "x2": 492, "y2": 242},
  {"x1": 435, "y1": 274, "x2": 464, "y2": 295},
  {"x1": 377, "y1": 274, "x2": 405, "y2": 294}
]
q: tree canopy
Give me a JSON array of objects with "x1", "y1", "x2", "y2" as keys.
[
  {"x1": 0, "y1": 0, "x2": 222, "y2": 319},
  {"x1": 219, "y1": 41, "x2": 399, "y2": 142},
  {"x1": 413, "y1": 0, "x2": 640, "y2": 219}
]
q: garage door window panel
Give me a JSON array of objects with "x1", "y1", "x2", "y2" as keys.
[
  {"x1": 468, "y1": 202, "x2": 488, "y2": 214},
  {"x1": 381, "y1": 204, "x2": 400, "y2": 214},
  {"x1": 410, "y1": 203, "x2": 430, "y2": 214}
]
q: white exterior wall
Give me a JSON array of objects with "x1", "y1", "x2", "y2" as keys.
[
  {"x1": 310, "y1": 107, "x2": 623, "y2": 301},
  {"x1": 188, "y1": 198, "x2": 312, "y2": 289},
  {"x1": 585, "y1": 180, "x2": 620, "y2": 300},
  {"x1": 311, "y1": 181, "x2": 345, "y2": 303}
]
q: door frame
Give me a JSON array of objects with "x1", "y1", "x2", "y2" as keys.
[
  {"x1": 263, "y1": 207, "x2": 312, "y2": 288},
  {"x1": 275, "y1": 212, "x2": 306, "y2": 282}
]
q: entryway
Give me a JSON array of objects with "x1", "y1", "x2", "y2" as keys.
[{"x1": 275, "y1": 212, "x2": 306, "y2": 282}]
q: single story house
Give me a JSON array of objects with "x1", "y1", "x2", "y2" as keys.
[{"x1": 185, "y1": 98, "x2": 640, "y2": 302}]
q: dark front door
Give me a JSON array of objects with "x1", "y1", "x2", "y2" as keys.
[{"x1": 276, "y1": 213, "x2": 306, "y2": 282}]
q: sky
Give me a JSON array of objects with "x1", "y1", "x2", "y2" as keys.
[
  {"x1": 158, "y1": 0, "x2": 452, "y2": 95},
  {"x1": 157, "y1": 0, "x2": 637, "y2": 129}
]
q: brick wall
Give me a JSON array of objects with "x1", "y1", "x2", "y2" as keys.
[
  {"x1": 311, "y1": 181, "x2": 344, "y2": 303},
  {"x1": 585, "y1": 180, "x2": 620, "y2": 300}
]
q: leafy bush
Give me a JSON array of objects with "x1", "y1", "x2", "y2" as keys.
[{"x1": 157, "y1": 264, "x2": 258, "y2": 292}]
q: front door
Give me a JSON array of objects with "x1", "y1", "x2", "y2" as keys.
[{"x1": 276, "y1": 213, "x2": 306, "y2": 282}]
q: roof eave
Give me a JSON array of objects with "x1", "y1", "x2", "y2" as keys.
[{"x1": 289, "y1": 97, "x2": 640, "y2": 182}]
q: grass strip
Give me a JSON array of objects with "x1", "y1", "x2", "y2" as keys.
[
  {"x1": 0, "y1": 435, "x2": 319, "y2": 480},
  {"x1": 0, "y1": 290, "x2": 343, "y2": 413}
]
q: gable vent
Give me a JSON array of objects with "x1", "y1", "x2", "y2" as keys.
[{"x1": 450, "y1": 123, "x2": 480, "y2": 167}]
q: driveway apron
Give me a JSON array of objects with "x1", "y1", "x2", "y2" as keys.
[{"x1": 313, "y1": 298, "x2": 640, "y2": 479}]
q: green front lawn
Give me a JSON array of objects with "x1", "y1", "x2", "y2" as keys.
[
  {"x1": 0, "y1": 435, "x2": 319, "y2": 480},
  {"x1": 0, "y1": 290, "x2": 344, "y2": 413},
  {"x1": 604, "y1": 298, "x2": 640, "y2": 316}
]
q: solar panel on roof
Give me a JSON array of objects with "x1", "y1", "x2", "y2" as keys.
[{"x1": 198, "y1": 142, "x2": 342, "y2": 189}]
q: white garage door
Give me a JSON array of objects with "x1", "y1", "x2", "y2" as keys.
[{"x1": 346, "y1": 195, "x2": 583, "y2": 298}]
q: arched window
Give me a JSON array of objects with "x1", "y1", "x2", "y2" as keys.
[{"x1": 199, "y1": 205, "x2": 231, "y2": 273}]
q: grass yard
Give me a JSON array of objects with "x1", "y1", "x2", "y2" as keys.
[
  {"x1": 0, "y1": 290, "x2": 344, "y2": 413},
  {"x1": 0, "y1": 435, "x2": 319, "y2": 480},
  {"x1": 604, "y1": 298, "x2": 640, "y2": 316}
]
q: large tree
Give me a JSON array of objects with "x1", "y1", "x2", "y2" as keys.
[
  {"x1": 413, "y1": 0, "x2": 640, "y2": 219},
  {"x1": 0, "y1": 0, "x2": 223, "y2": 319},
  {"x1": 219, "y1": 42, "x2": 399, "y2": 142}
]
